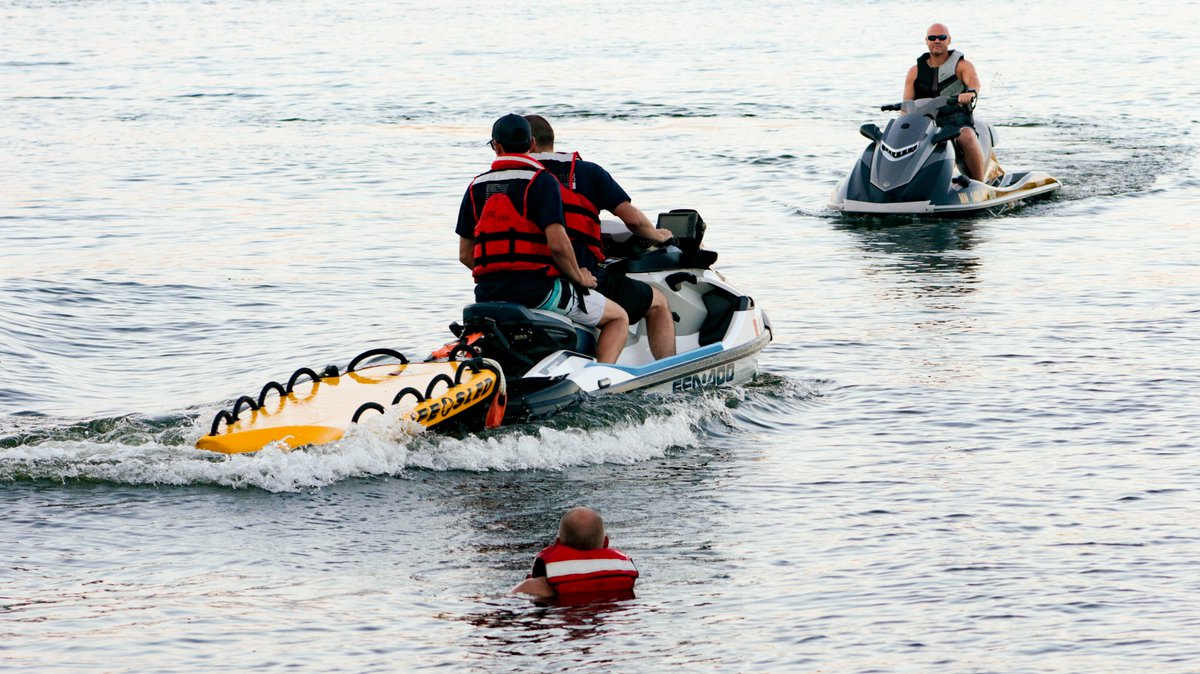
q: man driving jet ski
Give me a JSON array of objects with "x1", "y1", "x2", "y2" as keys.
[
  {"x1": 524, "y1": 114, "x2": 677, "y2": 360},
  {"x1": 903, "y1": 23, "x2": 985, "y2": 182}
]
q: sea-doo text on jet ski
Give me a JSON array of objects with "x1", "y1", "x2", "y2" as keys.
[{"x1": 829, "y1": 95, "x2": 1061, "y2": 215}]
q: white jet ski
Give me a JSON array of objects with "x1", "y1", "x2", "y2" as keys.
[
  {"x1": 829, "y1": 96, "x2": 1061, "y2": 215},
  {"x1": 438, "y1": 209, "x2": 773, "y2": 420}
]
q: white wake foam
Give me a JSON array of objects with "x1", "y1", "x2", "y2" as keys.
[{"x1": 0, "y1": 397, "x2": 718, "y2": 492}]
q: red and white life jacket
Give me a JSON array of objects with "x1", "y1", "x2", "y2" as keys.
[
  {"x1": 536, "y1": 541, "x2": 638, "y2": 601},
  {"x1": 530, "y1": 151, "x2": 604, "y2": 266},
  {"x1": 469, "y1": 155, "x2": 560, "y2": 280}
]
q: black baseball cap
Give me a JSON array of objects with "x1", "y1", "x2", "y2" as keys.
[{"x1": 490, "y1": 113, "x2": 532, "y2": 150}]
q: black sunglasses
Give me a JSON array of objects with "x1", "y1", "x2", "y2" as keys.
[{"x1": 927, "y1": 34, "x2": 948, "y2": 41}]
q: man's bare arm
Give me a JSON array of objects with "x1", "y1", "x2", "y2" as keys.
[
  {"x1": 903, "y1": 65, "x2": 918, "y2": 100},
  {"x1": 613, "y1": 202, "x2": 672, "y2": 244},
  {"x1": 956, "y1": 60, "x2": 981, "y2": 105},
  {"x1": 512, "y1": 576, "x2": 555, "y2": 599},
  {"x1": 459, "y1": 236, "x2": 474, "y2": 269}
]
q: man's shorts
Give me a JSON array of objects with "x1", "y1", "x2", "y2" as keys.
[
  {"x1": 937, "y1": 107, "x2": 974, "y2": 134},
  {"x1": 536, "y1": 278, "x2": 606, "y2": 328},
  {"x1": 597, "y1": 269, "x2": 654, "y2": 325}
]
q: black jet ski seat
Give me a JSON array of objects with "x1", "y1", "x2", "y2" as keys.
[{"x1": 460, "y1": 302, "x2": 597, "y2": 377}]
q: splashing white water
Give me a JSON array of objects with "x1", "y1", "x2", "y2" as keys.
[{"x1": 0, "y1": 397, "x2": 719, "y2": 492}]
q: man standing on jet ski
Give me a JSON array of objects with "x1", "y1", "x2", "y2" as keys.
[
  {"x1": 524, "y1": 114, "x2": 677, "y2": 359},
  {"x1": 903, "y1": 23, "x2": 985, "y2": 182},
  {"x1": 457, "y1": 114, "x2": 630, "y2": 364}
]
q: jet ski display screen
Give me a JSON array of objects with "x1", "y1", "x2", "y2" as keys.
[{"x1": 657, "y1": 209, "x2": 706, "y2": 248}]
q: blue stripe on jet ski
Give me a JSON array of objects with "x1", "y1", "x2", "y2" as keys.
[{"x1": 584, "y1": 343, "x2": 725, "y2": 377}]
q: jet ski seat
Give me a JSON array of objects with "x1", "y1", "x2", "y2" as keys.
[{"x1": 461, "y1": 302, "x2": 598, "y2": 376}]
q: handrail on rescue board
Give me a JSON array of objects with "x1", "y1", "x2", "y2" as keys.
[{"x1": 197, "y1": 350, "x2": 505, "y2": 455}]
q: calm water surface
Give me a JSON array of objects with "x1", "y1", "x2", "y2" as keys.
[{"x1": 3, "y1": 1, "x2": 1199, "y2": 671}]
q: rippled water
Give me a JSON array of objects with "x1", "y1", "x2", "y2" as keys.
[{"x1": 3, "y1": 1, "x2": 1199, "y2": 671}]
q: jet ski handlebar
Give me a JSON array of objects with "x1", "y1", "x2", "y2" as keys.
[{"x1": 881, "y1": 95, "x2": 967, "y2": 114}]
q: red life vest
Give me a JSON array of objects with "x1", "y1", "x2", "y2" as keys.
[
  {"x1": 536, "y1": 541, "x2": 638, "y2": 602},
  {"x1": 469, "y1": 155, "x2": 560, "y2": 280},
  {"x1": 530, "y1": 152, "x2": 604, "y2": 267}
]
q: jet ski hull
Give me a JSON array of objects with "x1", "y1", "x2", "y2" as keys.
[
  {"x1": 504, "y1": 296, "x2": 770, "y2": 420},
  {"x1": 832, "y1": 169, "x2": 1061, "y2": 215}
]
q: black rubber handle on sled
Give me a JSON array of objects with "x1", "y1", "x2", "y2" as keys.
[
  {"x1": 351, "y1": 402, "x2": 386, "y2": 423},
  {"x1": 881, "y1": 103, "x2": 902, "y2": 111},
  {"x1": 286, "y1": 367, "x2": 322, "y2": 393},
  {"x1": 257, "y1": 381, "x2": 288, "y2": 408},
  {"x1": 347, "y1": 348, "x2": 409, "y2": 373}
]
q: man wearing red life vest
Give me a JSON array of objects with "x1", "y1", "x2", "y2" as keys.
[
  {"x1": 524, "y1": 115, "x2": 678, "y2": 360},
  {"x1": 456, "y1": 114, "x2": 630, "y2": 364},
  {"x1": 512, "y1": 506, "x2": 638, "y2": 603}
]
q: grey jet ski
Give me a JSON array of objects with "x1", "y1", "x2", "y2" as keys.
[{"x1": 829, "y1": 95, "x2": 1061, "y2": 215}]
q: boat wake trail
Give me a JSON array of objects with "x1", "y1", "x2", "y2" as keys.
[
  {"x1": 0, "y1": 373, "x2": 818, "y2": 493},
  {"x1": 0, "y1": 396, "x2": 704, "y2": 493}
]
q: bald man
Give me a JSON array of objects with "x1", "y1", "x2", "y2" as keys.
[
  {"x1": 512, "y1": 506, "x2": 639, "y2": 602},
  {"x1": 903, "y1": 23, "x2": 985, "y2": 181}
]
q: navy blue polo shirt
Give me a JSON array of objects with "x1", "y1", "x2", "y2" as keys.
[
  {"x1": 456, "y1": 168, "x2": 566, "y2": 306},
  {"x1": 568, "y1": 159, "x2": 631, "y2": 214},
  {"x1": 534, "y1": 155, "x2": 632, "y2": 273}
]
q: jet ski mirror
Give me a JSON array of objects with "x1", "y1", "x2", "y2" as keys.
[
  {"x1": 859, "y1": 124, "x2": 883, "y2": 142},
  {"x1": 931, "y1": 126, "x2": 962, "y2": 145}
]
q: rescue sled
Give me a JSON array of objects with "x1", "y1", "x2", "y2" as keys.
[{"x1": 197, "y1": 349, "x2": 504, "y2": 454}]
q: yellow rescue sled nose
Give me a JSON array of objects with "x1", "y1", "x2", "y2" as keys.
[{"x1": 197, "y1": 349, "x2": 504, "y2": 455}]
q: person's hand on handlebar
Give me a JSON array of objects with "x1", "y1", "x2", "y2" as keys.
[
  {"x1": 647, "y1": 228, "x2": 675, "y2": 245},
  {"x1": 956, "y1": 90, "x2": 977, "y2": 107}
]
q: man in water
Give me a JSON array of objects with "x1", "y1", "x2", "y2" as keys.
[
  {"x1": 512, "y1": 506, "x2": 639, "y2": 603},
  {"x1": 456, "y1": 114, "x2": 629, "y2": 364},
  {"x1": 903, "y1": 23, "x2": 985, "y2": 182},
  {"x1": 524, "y1": 114, "x2": 677, "y2": 360}
]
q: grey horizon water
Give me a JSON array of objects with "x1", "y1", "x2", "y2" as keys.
[{"x1": 3, "y1": 0, "x2": 1199, "y2": 671}]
